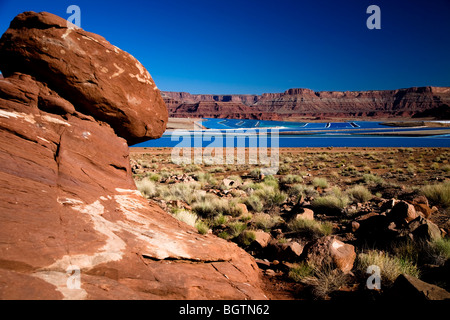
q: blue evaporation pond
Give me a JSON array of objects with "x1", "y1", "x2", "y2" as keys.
[{"x1": 131, "y1": 119, "x2": 450, "y2": 148}]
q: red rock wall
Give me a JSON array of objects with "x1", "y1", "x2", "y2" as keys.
[{"x1": 164, "y1": 87, "x2": 450, "y2": 120}]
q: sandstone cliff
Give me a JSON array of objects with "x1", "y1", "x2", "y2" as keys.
[
  {"x1": 0, "y1": 12, "x2": 266, "y2": 299},
  {"x1": 163, "y1": 86, "x2": 450, "y2": 120}
]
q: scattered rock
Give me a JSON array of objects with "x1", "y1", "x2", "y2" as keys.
[
  {"x1": 236, "y1": 203, "x2": 249, "y2": 216},
  {"x1": 411, "y1": 218, "x2": 442, "y2": 241},
  {"x1": 252, "y1": 231, "x2": 272, "y2": 250},
  {"x1": 351, "y1": 221, "x2": 360, "y2": 233},
  {"x1": 388, "y1": 201, "x2": 419, "y2": 225},
  {"x1": 388, "y1": 274, "x2": 450, "y2": 301},
  {"x1": 222, "y1": 178, "x2": 241, "y2": 189},
  {"x1": 412, "y1": 196, "x2": 437, "y2": 219},
  {"x1": 304, "y1": 236, "x2": 356, "y2": 273},
  {"x1": 267, "y1": 240, "x2": 303, "y2": 262},
  {"x1": 294, "y1": 208, "x2": 314, "y2": 221}
]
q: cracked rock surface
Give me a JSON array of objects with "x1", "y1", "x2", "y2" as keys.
[{"x1": 0, "y1": 11, "x2": 266, "y2": 299}]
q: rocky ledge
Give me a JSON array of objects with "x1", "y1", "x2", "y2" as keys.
[{"x1": 0, "y1": 12, "x2": 266, "y2": 299}]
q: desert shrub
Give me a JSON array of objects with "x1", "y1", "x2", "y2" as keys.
[
  {"x1": 136, "y1": 178, "x2": 158, "y2": 198},
  {"x1": 431, "y1": 162, "x2": 440, "y2": 170},
  {"x1": 442, "y1": 164, "x2": 450, "y2": 173},
  {"x1": 356, "y1": 250, "x2": 420, "y2": 286},
  {"x1": 195, "y1": 220, "x2": 209, "y2": 235},
  {"x1": 288, "y1": 218, "x2": 333, "y2": 237},
  {"x1": 252, "y1": 213, "x2": 280, "y2": 230},
  {"x1": 347, "y1": 185, "x2": 373, "y2": 203},
  {"x1": 211, "y1": 214, "x2": 229, "y2": 227},
  {"x1": 281, "y1": 174, "x2": 304, "y2": 184},
  {"x1": 237, "y1": 230, "x2": 256, "y2": 246},
  {"x1": 288, "y1": 184, "x2": 318, "y2": 199},
  {"x1": 227, "y1": 175, "x2": 243, "y2": 183},
  {"x1": 277, "y1": 164, "x2": 291, "y2": 175},
  {"x1": 249, "y1": 167, "x2": 262, "y2": 179},
  {"x1": 158, "y1": 181, "x2": 202, "y2": 204},
  {"x1": 262, "y1": 174, "x2": 279, "y2": 186},
  {"x1": 172, "y1": 209, "x2": 198, "y2": 228},
  {"x1": 312, "y1": 195, "x2": 349, "y2": 214},
  {"x1": 254, "y1": 185, "x2": 287, "y2": 208},
  {"x1": 243, "y1": 195, "x2": 264, "y2": 212},
  {"x1": 362, "y1": 173, "x2": 384, "y2": 185},
  {"x1": 312, "y1": 177, "x2": 328, "y2": 188},
  {"x1": 146, "y1": 172, "x2": 161, "y2": 182},
  {"x1": 184, "y1": 164, "x2": 202, "y2": 173},
  {"x1": 218, "y1": 231, "x2": 230, "y2": 240},
  {"x1": 193, "y1": 172, "x2": 217, "y2": 186},
  {"x1": 208, "y1": 166, "x2": 225, "y2": 173},
  {"x1": 430, "y1": 238, "x2": 450, "y2": 264},
  {"x1": 302, "y1": 264, "x2": 349, "y2": 299},
  {"x1": 192, "y1": 195, "x2": 242, "y2": 218},
  {"x1": 422, "y1": 182, "x2": 450, "y2": 207},
  {"x1": 228, "y1": 221, "x2": 247, "y2": 238},
  {"x1": 288, "y1": 262, "x2": 315, "y2": 282}
]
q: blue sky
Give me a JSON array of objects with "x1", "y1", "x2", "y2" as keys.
[{"x1": 0, "y1": 0, "x2": 449, "y2": 94}]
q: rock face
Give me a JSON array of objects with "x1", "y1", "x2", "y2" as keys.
[
  {"x1": 163, "y1": 87, "x2": 450, "y2": 120},
  {"x1": 0, "y1": 12, "x2": 266, "y2": 300}
]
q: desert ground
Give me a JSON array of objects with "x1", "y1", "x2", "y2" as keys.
[{"x1": 130, "y1": 146, "x2": 450, "y2": 300}]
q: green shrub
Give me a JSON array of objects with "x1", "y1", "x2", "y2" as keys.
[
  {"x1": 253, "y1": 213, "x2": 279, "y2": 230},
  {"x1": 288, "y1": 218, "x2": 333, "y2": 237},
  {"x1": 146, "y1": 172, "x2": 161, "y2": 182},
  {"x1": 229, "y1": 221, "x2": 247, "y2": 238},
  {"x1": 421, "y1": 182, "x2": 450, "y2": 207},
  {"x1": 427, "y1": 238, "x2": 450, "y2": 265},
  {"x1": 262, "y1": 175, "x2": 279, "y2": 187},
  {"x1": 312, "y1": 177, "x2": 328, "y2": 188},
  {"x1": 237, "y1": 230, "x2": 256, "y2": 246},
  {"x1": 288, "y1": 184, "x2": 318, "y2": 199},
  {"x1": 192, "y1": 195, "x2": 242, "y2": 218},
  {"x1": 208, "y1": 167, "x2": 225, "y2": 173},
  {"x1": 277, "y1": 164, "x2": 291, "y2": 175},
  {"x1": 158, "y1": 181, "x2": 201, "y2": 204},
  {"x1": 249, "y1": 168, "x2": 262, "y2": 179},
  {"x1": 347, "y1": 185, "x2": 373, "y2": 203},
  {"x1": 362, "y1": 173, "x2": 384, "y2": 185},
  {"x1": 195, "y1": 220, "x2": 209, "y2": 235},
  {"x1": 254, "y1": 185, "x2": 287, "y2": 208},
  {"x1": 288, "y1": 262, "x2": 315, "y2": 282},
  {"x1": 356, "y1": 250, "x2": 420, "y2": 286},
  {"x1": 281, "y1": 174, "x2": 304, "y2": 184},
  {"x1": 136, "y1": 178, "x2": 158, "y2": 198},
  {"x1": 312, "y1": 195, "x2": 349, "y2": 214},
  {"x1": 243, "y1": 195, "x2": 264, "y2": 212},
  {"x1": 193, "y1": 172, "x2": 217, "y2": 186},
  {"x1": 172, "y1": 209, "x2": 198, "y2": 227},
  {"x1": 184, "y1": 164, "x2": 202, "y2": 173},
  {"x1": 302, "y1": 264, "x2": 349, "y2": 299},
  {"x1": 211, "y1": 214, "x2": 228, "y2": 227}
]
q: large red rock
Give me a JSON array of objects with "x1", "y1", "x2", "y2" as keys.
[
  {"x1": 0, "y1": 11, "x2": 168, "y2": 145},
  {"x1": 0, "y1": 12, "x2": 266, "y2": 300},
  {"x1": 304, "y1": 236, "x2": 356, "y2": 273}
]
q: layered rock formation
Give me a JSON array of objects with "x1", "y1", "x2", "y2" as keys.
[
  {"x1": 0, "y1": 12, "x2": 266, "y2": 299},
  {"x1": 163, "y1": 86, "x2": 450, "y2": 120}
]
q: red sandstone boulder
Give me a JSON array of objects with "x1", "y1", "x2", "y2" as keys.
[
  {"x1": 0, "y1": 11, "x2": 168, "y2": 145},
  {"x1": 0, "y1": 12, "x2": 265, "y2": 300},
  {"x1": 304, "y1": 236, "x2": 356, "y2": 273}
]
